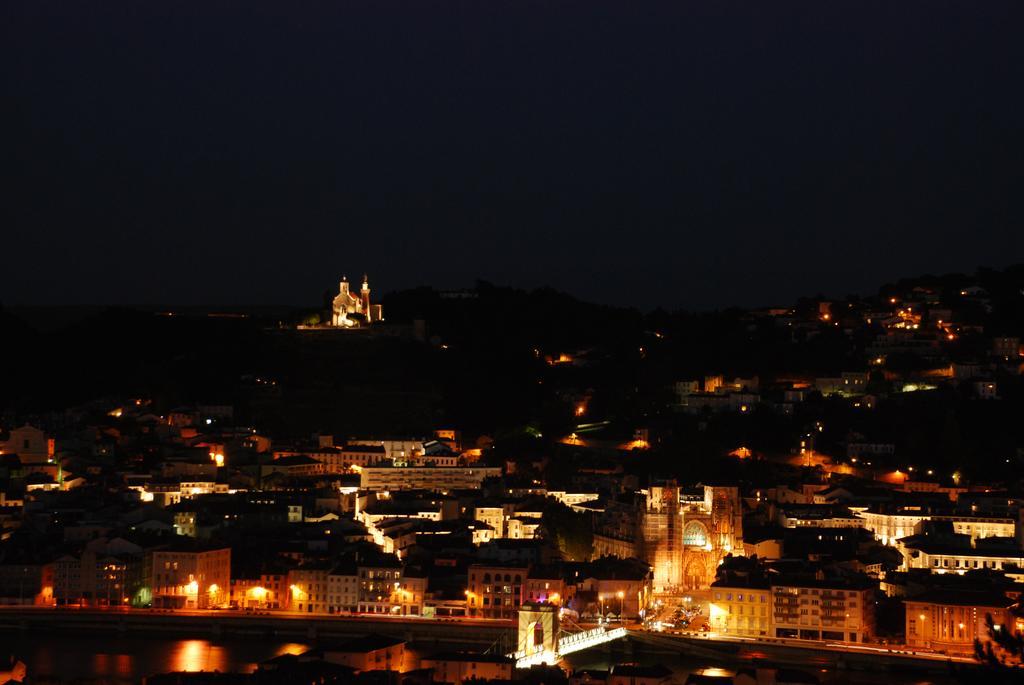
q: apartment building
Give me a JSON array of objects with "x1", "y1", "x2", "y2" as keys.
[
  {"x1": 150, "y1": 545, "x2": 231, "y2": 609},
  {"x1": 770, "y1": 574, "x2": 875, "y2": 643},
  {"x1": 360, "y1": 466, "x2": 501, "y2": 492},
  {"x1": 287, "y1": 563, "x2": 332, "y2": 613},
  {"x1": 710, "y1": 579, "x2": 772, "y2": 636},
  {"x1": 466, "y1": 563, "x2": 526, "y2": 619}
]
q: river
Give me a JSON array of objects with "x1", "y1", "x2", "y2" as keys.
[
  {"x1": 0, "y1": 634, "x2": 959, "y2": 685},
  {"x1": 1, "y1": 635, "x2": 308, "y2": 684}
]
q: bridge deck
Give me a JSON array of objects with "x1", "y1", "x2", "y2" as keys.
[{"x1": 513, "y1": 626, "x2": 627, "y2": 668}]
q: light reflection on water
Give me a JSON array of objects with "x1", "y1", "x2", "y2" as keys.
[
  {"x1": 6, "y1": 635, "x2": 313, "y2": 685},
  {"x1": 174, "y1": 640, "x2": 224, "y2": 672},
  {"x1": 170, "y1": 639, "x2": 309, "y2": 673},
  {"x1": 8, "y1": 635, "x2": 957, "y2": 685},
  {"x1": 560, "y1": 649, "x2": 958, "y2": 685}
]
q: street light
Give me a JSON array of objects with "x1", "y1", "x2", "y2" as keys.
[{"x1": 249, "y1": 586, "x2": 267, "y2": 609}]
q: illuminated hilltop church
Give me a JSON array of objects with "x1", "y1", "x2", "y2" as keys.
[{"x1": 331, "y1": 275, "x2": 383, "y2": 327}]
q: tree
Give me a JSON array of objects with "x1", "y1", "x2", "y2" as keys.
[
  {"x1": 967, "y1": 613, "x2": 1024, "y2": 684},
  {"x1": 540, "y1": 502, "x2": 593, "y2": 561}
]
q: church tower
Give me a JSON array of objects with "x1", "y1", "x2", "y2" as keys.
[{"x1": 361, "y1": 275, "x2": 372, "y2": 322}]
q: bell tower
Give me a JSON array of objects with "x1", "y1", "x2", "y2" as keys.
[{"x1": 361, "y1": 275, "x2": 372, "y2": 322}]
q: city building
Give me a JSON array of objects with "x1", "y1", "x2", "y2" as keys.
[
  {"x1": 231, "y1": 572, "x2": 286, "y2": 610},
  {"x1": 150, "y1": 545, "x2": 231, "y2": 609},
  {"x1": 0, "y1": 561, "x2": 54, "y2": 606},
  {"x1": 770, "y1": 573, "x2": 875, "y2": 642},
  {"x1": 899, "y1": 540, "x2": 1024, "y2": 574},
  {"x1": 0, "y1": 425, "x2": 53, "y2": 464},
  {"x1": 324, "y1": 635, "x2": 406, "y2": 672},
  {"x1": 53, "y1": 539, "x2": 144, "y2": 607},
  {"x1": 420, "y1": 652, "x2": 514, "y2": 684},
  {"x1": 710, "y1": 578, "x2": 772, "y2": 637},
  {"x1": 287, "y1": 563, "x2": 332, "y2": 614},
  {"x1": 359, "y1": 466, "x2": 501, "y2": 492},
  {"x1": 466, "y1": 563, "x2": 526, "y2": 619},
  {"x1": 905, "y1": 590, "x2": 1018, "y2": 655},
  {"x1": 357, "y1": 554, "x2": 404, "y2": 614}
]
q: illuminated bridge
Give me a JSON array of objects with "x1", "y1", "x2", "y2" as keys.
[{"x1": 511, "y1": 604, "x2": 628, "y2": 668}]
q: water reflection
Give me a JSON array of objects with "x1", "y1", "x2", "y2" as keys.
[
  {"x1": 7, "y1": 635, "x2": 957, "y2": 685},
  {"x1": 7, "y1": 635, "x2": 313, "y2": 684},
  {"x1": 173, "y1": 640, "x2": 230, "y2": 673},
  {"x1": 169, "y1": 640, "x2": 307, "y2": 674},
  {"x1": 272, "y1": 643, "x2": 310, "y2": 659},
  {"x1": 89, "y1": 647, "x2": 135, "y2": 679},
  {"x1": 91, "y1": 651, "x2": 134, "y2": 676}
]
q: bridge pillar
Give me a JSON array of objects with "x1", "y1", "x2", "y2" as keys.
[{"x1": 517, "y1": 602, "x2": 559, "y2": 661}]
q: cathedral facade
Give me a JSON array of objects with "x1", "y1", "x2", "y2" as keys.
[
  {"x1": 592, "y1": 483, "x2": 744, "y2": 593},
  {"x1": 677, "y1": 485, "x2": 743, "y2": 591},
  {"x1": 638, "y1": 484, "x2": 743, "y2": 592},
  {"x1": 331, "y1": 275, "x2": 383, "y2": 327}
]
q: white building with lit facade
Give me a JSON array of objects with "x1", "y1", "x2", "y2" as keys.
[{"x1": 331, "y1": 275, "x2": 382, "y2": 327}]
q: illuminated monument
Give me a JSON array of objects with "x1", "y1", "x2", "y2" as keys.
[
  {"x1": 642, "y1": 484, "x2": 682, "y2": 592},
  {"x1": 331, "y1": 275, "x2": 383, "y2": 327},
  {"x1": 678, "y1": 485, "x2": 743, "y2": 591},
  {"x1": 640, "y1": 484, "x2": 743, "y2": 592}
]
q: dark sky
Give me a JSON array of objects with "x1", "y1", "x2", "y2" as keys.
[{"x1": 4, "y1": 1, "x2": 1023, "y2": 310}]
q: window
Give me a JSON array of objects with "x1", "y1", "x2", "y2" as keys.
[{"x1": 683, "y1": 521, "x2": 708, "y2": 547}]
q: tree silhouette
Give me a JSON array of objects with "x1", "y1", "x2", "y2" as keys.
[{"x1": 967, "y1": 613, "x2": 1024, "y2": 684}]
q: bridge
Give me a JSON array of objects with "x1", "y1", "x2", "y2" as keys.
[{"x1": 511, "y1": 604, "x2": 628, "y2": 668}]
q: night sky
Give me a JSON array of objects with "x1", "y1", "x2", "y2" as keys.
[{"x1": 4, "y1": 2, "x2": 1023, "y2": 310}]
